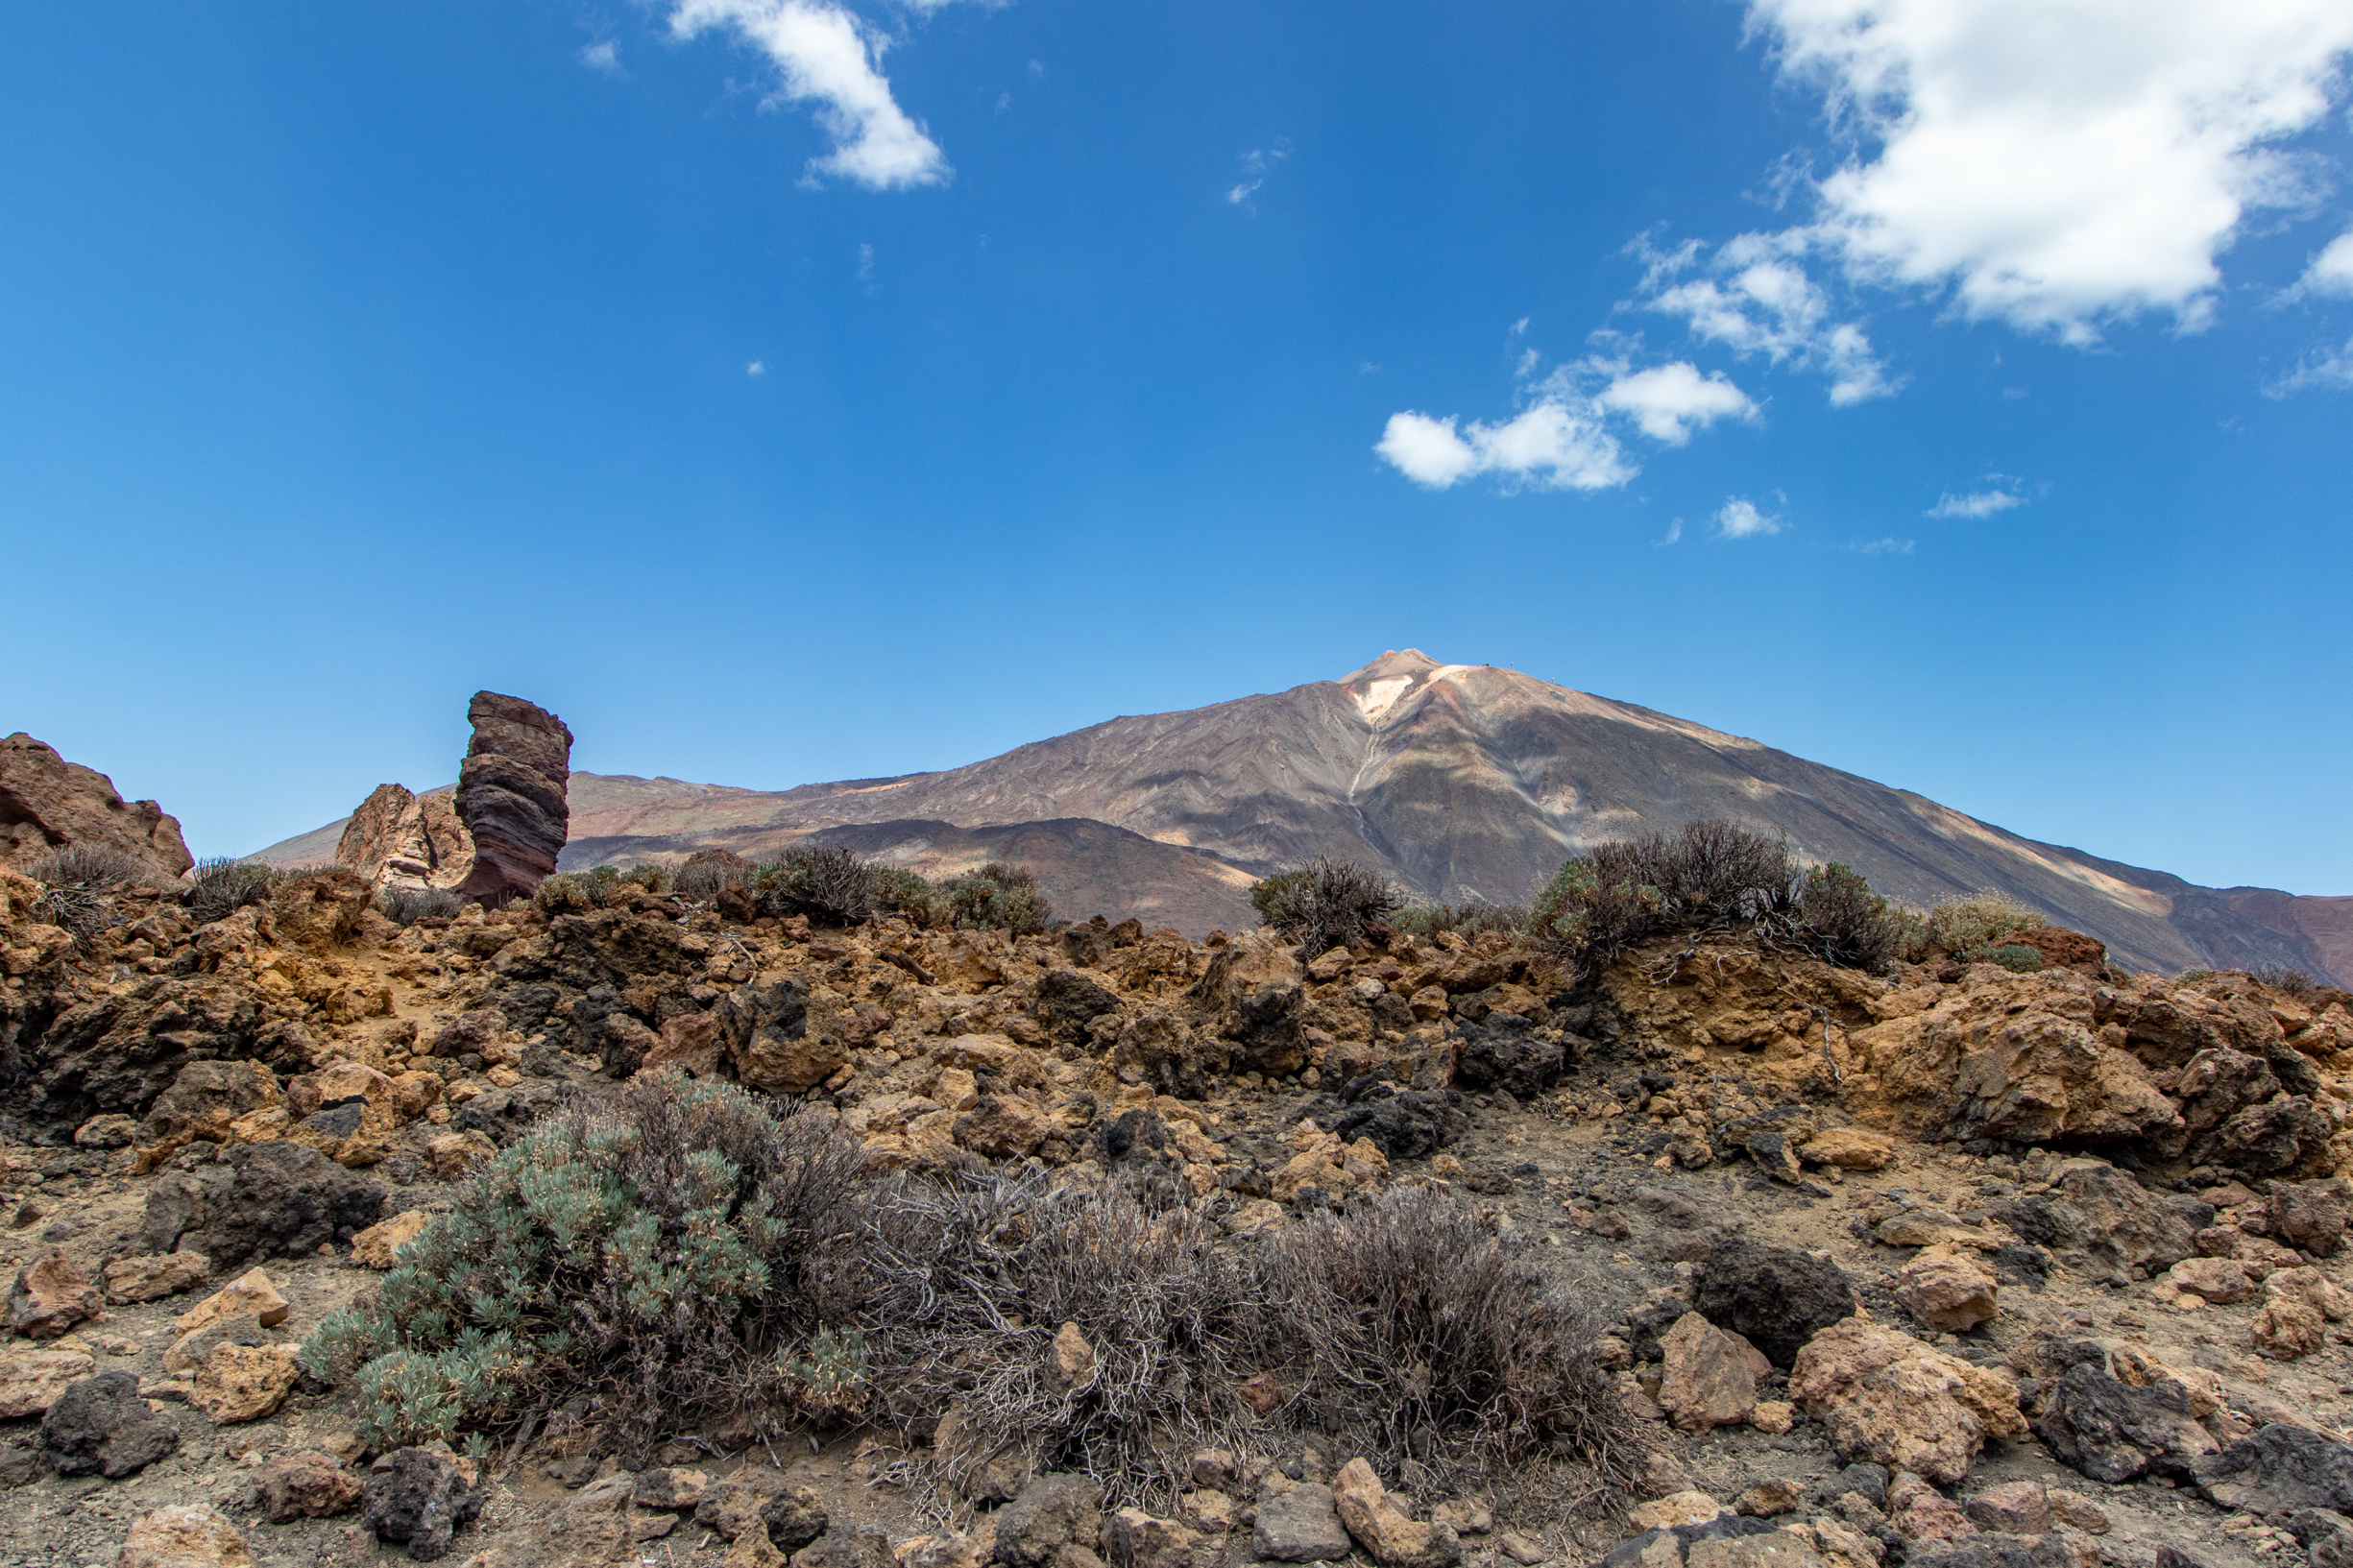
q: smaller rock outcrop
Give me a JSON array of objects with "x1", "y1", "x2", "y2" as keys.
[
  {"x1": 1787, "y1": 1315, "x2": 2026, "y2": 1484},
  {"x1": 453, "y1": 692, "x2": 572, "y2": 905},
  {"x1": 335, "y1": 784, "x2": 473, "y2": 891},
  {"x1": 0, "y1": 732, "x2": 193, "y2": 880}
]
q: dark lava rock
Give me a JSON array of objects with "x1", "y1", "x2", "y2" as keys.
[
  {"x1": 1034, "y1": 968, "x2": 1124, "y2": 1044},
  {"x1": 39, "y1": 1370, "x2": 181, "y2": 1479},
  {"x1": 364, "y1": 1446, "x2": 485, "y2": 1561},
  {"x1": 2196, "y1": 1425, "x2": 2353, "y2": 1515},
  {"x1": 1454, "y1": 1013, "x2": 1565, "y2": 1099},
  {"x1": 2271, "y1": 1180, "x2": 2349, "y2": 1257},
  {"x1": 761, "y1": 1486, "x2": 831, "y2": 1553},
  {"x1": 2035, "y1": 1364, "x2": 2220, "y2": 1484},
  {"x1": 450, "y1": 1081, "x2": 564, "y2": 1147},
  {"x1": 1995, "y1": 1165, "x2": 2209, "y2": 1275},
  {"x1": 452, "y1": 690, "x2": 572, "y2": 905},
  {"x1": 1691, "y1": 1235, "x2": 1858, "y2": 1366},
  {"x1": 135, "y1": 1140, "x2": 383, "y2": 1270},
  {"x1": 1910, "y1": 1533, "x2": 2103, "y2": 1568},
  {"x1": 1332, "y1": 1086, "x2": 1466, "y2": 1161}
]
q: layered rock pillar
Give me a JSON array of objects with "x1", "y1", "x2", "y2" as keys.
[{"x1": 452, "y1": 692, "x2": 572, "y2": 905}]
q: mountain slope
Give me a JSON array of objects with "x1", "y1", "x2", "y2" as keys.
[{"x1": 252, "y1": 651, "x2": 2344, "y2": 980}]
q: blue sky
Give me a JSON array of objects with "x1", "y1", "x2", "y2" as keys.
[{"x1": 5, "y1": 1, "x2": 2351, "y2": 894}]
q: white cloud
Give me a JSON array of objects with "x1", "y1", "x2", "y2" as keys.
[
  {"x1": 1375, "y1": 400, "x2": 1633, "y2": 492},
  {"x1": 1716, "y1": 497, "x2": 1783, "y2": 539},
  {"x1": 746, "y1": 360, "x2": 766, "y2": 375},
  {"x1": 1657, "y1": 519, "x2": 1685, "y2": 546},
  {"x1": 1227, "y1": 143, "x2": 1289, "y2": 206},
  {"x1": 1750, "y1": 0, "x2": 2353, "y2": 341},
  {"x1": 2298, "y1": 229, "x2": 2353, "y2": 297},
  {"x1": 2265, "y1": 336, "x2": 2353, "y2": 395},
  {"x1": 1927, "y1": 487, "x2": 2024, "y2": 519},
  {"x1": 1594, "y1": 361, "x2": 1759, "y2": 444},
  {"x1": 1637, "y1": 234, "x2": 1899, "y2": 403},
  {"x1": 1847, "y1": 536, "x2": 1916, "y2": 554},
  {"x1": 581, "y1": 40, "x2": 622, "y2": 74},
  {"x1": 670, "y1": 0, "x2": 950, "y2": 190}
]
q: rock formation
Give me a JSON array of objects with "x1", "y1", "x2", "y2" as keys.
[
  {"x1": 0, "y1": 733, "x2": 192, "y2": 881},
  {"x1": 452, "y1": 692, "x2": 572, "y2": 905},
  {"x1": 333, "y1": 784, "x2": 473, "y2": 891}
]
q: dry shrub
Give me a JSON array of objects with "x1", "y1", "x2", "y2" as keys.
[
  {"x1": 757, "y1": 845, "x2": 881, "y2": 926},
  {"x1": 861, "y1": 1173, "x2": 1252, "y2": 1505},
  {"x1": 1390, "y1": 903, "x2": 1529, "y2": 941},
  {"x1": 184, "y1": 856, "x2": 280, "y2": 925},
  {"x1": 1251, "y1": 858, "x2": 1402, "y2": 956},
  {"x1": 2251, "y1": 962, "x2": 2318, "y2": 997},
  {"x1": 1252, "y1": 1185, "x2": 1645, "y2": 1496},
  {"x1": 943, "y1": 862, "x2": 1053, "y2": 934},
  {"x1": 1531, "y1": 821, "x2": 1795, "y2": 967},
  {"x1": 536, "y1": 863, "x2": 669, "y2": 913},
  {"x1": 674, "y1": 850, "x2": 755, "y2": 903},
  {"x1": 28, "y1": 843, "x2": 152, "y2": 888},
  {"x1": 376, "y1": 885, "x2": 464, "y2": 926},
  {"x1": 1788, "y1": 863, "x2": 1904, "y2": 974}
]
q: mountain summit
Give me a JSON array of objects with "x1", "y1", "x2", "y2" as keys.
[{"x1": 255, "y1": 652, "x2": 2349, "y2": 981}]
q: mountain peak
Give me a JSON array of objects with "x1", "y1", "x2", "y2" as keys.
[{"x1": 1339, "y1": 649, "x2": 1442, "y2": 687}]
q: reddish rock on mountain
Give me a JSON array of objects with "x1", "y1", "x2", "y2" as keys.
[
  {"x1": 0, "y1": 733, "x2": 193, "y2": 881},
  {"x1": 453, "y1": 692, "x2": 572, "y2": 905}
]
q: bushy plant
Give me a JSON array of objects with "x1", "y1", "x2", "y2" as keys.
[
  {"x1": 1252, "y1": 1184, "x2": 1644, "y2": 1490},
  {"x1": 1389, "y1": 903, "x2": 1529, "y2": 942},
  {"x1": 1251, "y1": 857, "x2": 1401, "y2": 956},
  {"x1": 873, "y1": 866, "x2": 946, "y2": 928},
  {"x1": 943, "y1": 862, "x2": 1053, "y2": 934},
  {"x1": 755, "y1": 846, "x2": 880, "y2": 926},
  {"x1": 1982, "y1": 944, "x2": 2047, "y2": 974},
  {"x1": 1789, "y1": 863, "x2": 1905, "y2": 974},
  {"x1": 302, "y1": 1073, "x2": 870, "y2": 1453},
  {"x1": 184, "y1": 856, "x2": 281, "y2": 925},
  {"x1": 1901, "y1": 891, "x2": 2046, "y2": 966},
  {"x1": 2251, "y1": 962, "x2": 2317, "y2": 996},
  {"x1": 376, "y1": 885, "x2": 466, "y2": 926},
  {"x1": 673, "y1": 851, "x2": 754, "y2": 904},
  {"x1": 535, "y1": 863, "x2": 669, "y2": 913},
  {"x1": 28, "y1": 844, "x2": 152, "y2": 889},
  {"x1": 1530, "y1": 821, "x2": 1795, "y2": 967}
]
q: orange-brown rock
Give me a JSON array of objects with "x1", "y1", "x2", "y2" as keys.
[
  {"x1": 1787, "y1": 1315, "x2": 2026, "y2": 1484},
  {"x1": 0, "y1": 733, "x2": 193, "y2": 880},
  {"x1": 335, "y1": 784, "x2": 474, "y2": 890}
]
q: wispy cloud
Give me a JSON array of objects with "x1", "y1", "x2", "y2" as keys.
[
  {"x1": 2264, "y1": 337, "x2": 2353, "y2": 396},
  {"x1": 1846, "y1": 536, "x2": 1914, "y2": 555},
  {"x1": 1375, "y1": 403, "x2": 1633, "y2": 493},
  {"x1": 669, "y1": 0, "x2": 951, "y2": 190},
  {"x1": 1634, "y1": 232, "x2": 1898, "y2": 405},
  {"x1": 1226, "y1": 142, "x2": 1290, "y2": 206},
  {"x1": 1927, "y1": 487, "x2": 2025, "y2": 519},
  {"x1": 1716, "y1": 497, "x2": 1783, "y2": 540},
  {"x1": 746, "y1": 360, "x2": 766, "y2": 376},
  {"x1": 1656, "y1": 519, "x2": 1685, "y2": 547},
  {"x1": 2292, "y1": 229, "x2": 2353, "y2": 300},
  {"x1": 581, "y1": 40, "x2": 623, "y2": 75}
]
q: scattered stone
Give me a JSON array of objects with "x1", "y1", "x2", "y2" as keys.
[
  {"x1": 1629, "y1": 1494, "x2": 1728, "y2": 1532},
  {"x1": 255, "y1": 1451, "x2": 364, "y2": 1521},
  {"x1": 1692, "y1": 1237, "x2": 1858, "y2": 1366},
  {"x1": 1802, "y1": 1128, "x2": 1894, "y2": 1170},
  {"x1": 8, "y1": 1248, "x2": 100, "y2": 1339},
  {"x1": 1905, "y1": 1533, "x2": 2098, "y2": 1568},
  {"x1": 761, "y1": 1486, "x2": 831, "y2": 1553},
  {"x1": 2160, "y1": 1257, "x2": 2253, "y2": 1306},
  {"x1": 162, "y1": 1313, "x2": 269, "y2": 1376},
  {"x1": 188, "y1": 1342, "x2": 303, "y2": 1424},
  {"x1": 791, "y1": 1527, "x2": 894, "y2": 1568},
  {"x1": 1750, "y1": 1402, "x2": 1796, "y2": 1434},
  {"x1": 2033, "y1": 1364, "x2": 2220, "y2": 1484},
  {"x1": 1254, "y1": 1482, "x2": 1353, "y2": 1563},
  {"x1": 633, "y1": 1467, "x2": 712, "y2": 1509},
  {"x1": 1686, "y1": 1534, "x2": 1830, "y2": 1568},
  {"x1": 2252, "y1": 1267, "x2": 2353, "y2": 1358},
  {"x1": 1331, "y1": 1458, "x2": 1461, "y2": 1568},
  {"x1": 1430, "y1": 1501, "x2": 1491, "y2": 1536},
  {"x1": 695, "y1": 1470, "x2": 788, "y2": 1540},
  {"x1": 2270, "y1": 1180, "x2": 2348, "y2": 1257},
  {"x1": 1048, "y1": 1320, "x2": 1098, "y2": 1391},
  {"x1": 174, "y1": 1267, "x2": 290, "y2": 1335},
  {"x1": 1656, "y1": 1313, "x2": 1769, "y2": 1433},
  {"x1": 1495, "y1": 1532, "x2": 1550, "y2": 1567},
  {"x1": 1180, "y1": 1489, "x2": 1238, "y2": 1533},
  {"x1": 0, "y1": 1345, "x2": 96, "y2": 1417},
  {"x1": 997, "y1": 1473, "x2": 1107, "y2": 1568},
  {"x1": 1735, "y1": 1482, "x2": 1803, "y2": 1518},
  {"x1": 137, "y1": 1142, "x2": 385, "y2": 1270},
  {"x1": 75, "y1": 1112, "x2": 138, "y2": 1147},
  {"x1": 103, "y1": 1252, "x2": 210, "y2": 1305},
  {"x1": 351, "y1": 1210, "x2": 432, "y2": 1268},
  {"x1": 1893, "y1": 1247, "x2": 1999, "y2": 1334},
  {"x1": 1963, "y1": 1483, "x2": 2055, "y2": 1534},
  {"x1": 1885, "y1": 1474, "x2": 1973, "y2": 1542},
  {"x1": 1995, "y1": 1165, "x2": 2206, "y2": 1276},
  {"x1": 39, "y1": 1368, "x2": 182, "y2": 1478},
  {"x1": 2195, "y1": 1424, "x2": 2353, "y2": 1515},
  {"x1": 1104, "y1": 1507, "x2": 1207, "y2": 1568},
  {"x1": 1788, "y1": 1315, "x2": 2026, "y2": 1484},
  {"x1": 114, "y1": 1504, "x2": 253, "y2": 1568},
  {"x1": 364, "y1": 1445, "x2": 484, "y2": 1561}
]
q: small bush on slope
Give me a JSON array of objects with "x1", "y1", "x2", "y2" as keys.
[
  {"x1": 755, "y1": 845, "x2": 880, "y2": 926},
  {"x1": 1390, "y1": 902, "x2": 1529, "y2": 941},
  {"x1": 302, "y1": 1073, "x2": 869, "y2": 1453},
  {"x1": 376, "y1": 885, "x2": 464, "y2": 926},
  {"x1": 943, "y1": 861, "x2": 1054, "y2": 934},
  {"x1": 184, "y1": 856, "x2": 284, "y2": 925},
  {"x1": 536, "y1": 863, "x2": 669, "y2": 913},
  {"x1": 1904, "y1": 890, "x2": 2047, "y2": 966},
  {"x1": 1251, "y1": 857, "x2": 1401, "y2": 956}
]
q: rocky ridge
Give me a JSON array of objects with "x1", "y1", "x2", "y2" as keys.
[
  {"x1": 4, "y1": 860, "x2": 2353, "y2": 1568},
  {"x1": 0, "y1": 734, "x2": 193, "y2": 883}
]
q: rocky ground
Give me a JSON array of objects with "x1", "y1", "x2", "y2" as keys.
[{"x1": 4, "y1": 866, "x2": 2352, "y2": 1568}]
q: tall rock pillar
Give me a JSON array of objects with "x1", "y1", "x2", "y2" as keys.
[{"x1": 452, "y1": 692, "x2": 572, "y2": 905}]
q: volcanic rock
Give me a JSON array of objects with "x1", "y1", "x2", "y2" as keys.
[
  {"x1": 365, "y1": 1446, "x2": 485, "y2": 1561},
  {"x1": 2033, "y1": 1364, "x2": 2219, "y2": 1484},
  {"x1": 1692, "y1": 1236, "x2": 1858, "y2": 1367},
  {"x1": 1330, "y1": 1459, "x2": 1461, "y2": 1568},
  {"x1": 0, "y1": 732, "x2": 192, "y2": 880},
  {"x1": 1788, "y1": 1316, "x2": 2026, "y2": 1484},
  {"x1": 2195, "y1": 1425, "x2": 2353, "y2": 1515},
  {"x1": 8, "y1": 1248, "x2": 101, "y2": 1339},
  {"x1": 115, "y1": 1505, "x2": 254, "y2": 1568},
  {"x1": 39, "y1": 1368, "x2": 182, "y2": 1477},
  {"x1": 995, "y1": 1473, "x2": 1105, "y2": 1568},
  {"x1": 336, "y1": 784, "x2": 474, "y2": 891},
  {"x1": 255, "y1": 1451, "x2": 365, "y2": 1521},
  {"x1": 452, "y1": 691, "x2": 573, "y2": 905},
  {"x1": 1254, "y1": 1483, "x2": 1353, "y2": 1563}
]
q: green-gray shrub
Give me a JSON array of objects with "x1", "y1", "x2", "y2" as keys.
[
  {"x1": 943, "y1": 862, "x2": 1052, "y2": 934},
  {"x1": 301, "y1": 1073, "x2": 868, "y2": 1454},
  {"x1": 755, "y1": 845, "x2": 879, "y2": 926},
  {"x1": 1250, "y1": 858, "x2": 1401, "y2": 956}
]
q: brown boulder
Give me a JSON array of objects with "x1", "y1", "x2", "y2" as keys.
[
  {"x1": 9, "y1": 1249, "x2": 101, "y2": 1339},
  {"x1": 335, "y1": 784, "x2": 474, "y2": 891},
  {"x1": 0, "y1": 732, "x2": 192, "y2": 880},
  {"x1": 116, "y1": 1505, "x2": 254, "y2": 1568},
  {"x1": 1788, "y1": 1315, "x2": 2026, "y2": 1484},
  {"x1": 190, "y1": 1343, "x2": 303, "y2": 1424},
  {"x1": 453, "y1": 691, "x2": 573, "y2": 905},
  {"x1": 255, "y1": 1452, "x2": 365, "y2": 1521},
  {"x1": 2005, "y1": 928, "x2": 2106, "y2": 974},
  {"x1": 0, "y1": 1346, "x2": 96, "y2": 1416},
  {"x1": 1892, "y1": 1246, "x2": 2000, "y2": 1334},
  {"x1": 103, "y1": 1252, "x2": 210, "y2": 1305},
  {"x1": 1656, "y1": 1312, "x2": 1769, "y2": 1432}
]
